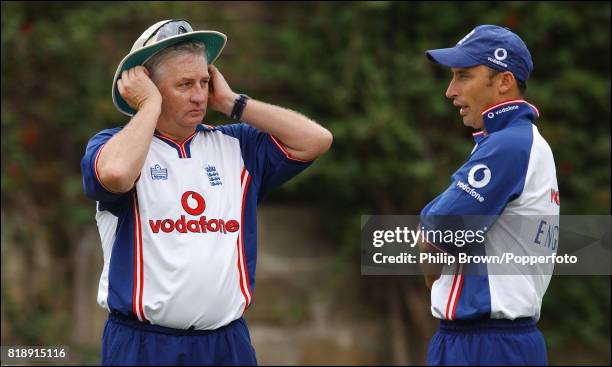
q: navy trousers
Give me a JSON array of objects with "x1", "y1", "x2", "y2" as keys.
[
  {"x1": 101, "y1": 313, "x2": 257, "y2": 366},
  {"x1": 427, "y1": 317, "x2": 548, "y2": 366}
]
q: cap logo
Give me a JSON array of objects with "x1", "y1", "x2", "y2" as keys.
[
  {"x1": 457, "y1": 29, "x2": 476, "y2": 46},
  {"x1": 494, "y1": 48, "x2": 507, "y2": 61},
  {"x1": 178, "y1": 25, "x2": 188, "y2": 34},
  {"x1": 487, "y1": 47, "x2": 509, "y2": 68}
]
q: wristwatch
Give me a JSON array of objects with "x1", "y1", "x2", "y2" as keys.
[{"x1": 230, "y1": 94, "x2": 250, "y2": 121}]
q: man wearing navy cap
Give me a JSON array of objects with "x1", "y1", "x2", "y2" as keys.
[{"x1": 418, "y1": 25, "x2": 560, "y2": 365}]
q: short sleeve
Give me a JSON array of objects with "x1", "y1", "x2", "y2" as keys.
[
  {"x1": 81, "y1": 127, "x2": 131, "y2": 205},
  {"x1": 215, "y1": 123, "x2": 313, "y2": 199}
]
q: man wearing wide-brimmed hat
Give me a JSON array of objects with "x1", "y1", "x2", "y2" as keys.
[{"x1": 81, "y1": 19, "x2": 332, "y2": 365}]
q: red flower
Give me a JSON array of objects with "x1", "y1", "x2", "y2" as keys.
[
  {"x1": 20, "y1": 125, "x2": 40, "y2": 146},
  {"x1": 560, "y1": 161, "x2": 573, "y2": 175},
  {"x1": 504, "y1": 13, "x2": 519, "y2": 29},
  {"x1": 20, "y1": 21, "x2": 34, "y2": 35}
]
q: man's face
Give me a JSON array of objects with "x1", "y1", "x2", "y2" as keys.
[
  {"x1": 445, "y1": 65, "x2": 498, "y2": 129},
  {"x1": 156, "y1": 53, "x2": 209, "y2": 130}
]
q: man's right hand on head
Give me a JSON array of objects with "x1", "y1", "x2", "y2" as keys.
[{"x1": 117, "y1": 66, "x2": 162, "y2": 111}]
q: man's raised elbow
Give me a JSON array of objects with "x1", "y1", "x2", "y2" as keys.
[
  {"x1": 285, "y1": 125, "x2": 333, "y2": 161},
  {"x1": 99, "y1": 166, "x2": 134, "y2": 193},
  {"x1": 314, "y1": 127, "x2": 333, "y2": 157}
]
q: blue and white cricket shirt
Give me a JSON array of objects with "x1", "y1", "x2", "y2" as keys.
[
  {"x1": 81, "y1": 123, "x2": 311, "y2": 330},
  {"x1": 420, "y1": 100, "x2": 560, "y2": 321}
]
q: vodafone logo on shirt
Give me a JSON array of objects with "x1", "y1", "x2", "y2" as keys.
[
  {"x1": 182, "y1": 191, "x2": 206, "y2": 215},
  {"x1": 149, "y1": 191, "x2": 240, "y2": 234}
]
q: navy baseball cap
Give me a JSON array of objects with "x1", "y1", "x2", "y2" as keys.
[{"x1": 426, "y1": 25, "x2": 533, "y2": 83}]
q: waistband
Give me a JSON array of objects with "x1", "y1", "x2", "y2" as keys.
[
  {"x1": 439, "y1": 317, "x2": 537, "y2": 333},
  {"x1": 108, "y1": 312, "x2": 244, "y2": 336}
]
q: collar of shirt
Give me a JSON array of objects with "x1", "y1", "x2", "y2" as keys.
[{"x1": 472, "y1": 99, "x2": 540, "y2": 142}]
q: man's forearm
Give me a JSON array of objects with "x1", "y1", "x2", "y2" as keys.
[
  {"x1": 207, "y1": 65, "x2": 331, "y2": 161},
  {"x1": 97, "y1": 103, "x2": 161, "y2": 193},
  {"x1": 417, "y1": 228, "x2": 444, "y2": 289},
  {"x1": 220, "y1": 95, "x2": 332, "y2": 161},
  {"x1": 420, "y1": 253, "x2": 443, "y2": 290}
]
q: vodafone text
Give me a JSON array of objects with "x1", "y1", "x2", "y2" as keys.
[
  {"x1": 148, "y1": 190, "x2": 240, "y2": 235},
  {"x1": 149, "y1": 216, "x2": 239, "y2": 234}
]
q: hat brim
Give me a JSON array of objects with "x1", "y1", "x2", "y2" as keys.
[
  {"x1": 426, "y1": 47, "x2": 481, "y2": 69},
  {"x1": 112, "y1": 31, "x2": 227, "y2": 117}
]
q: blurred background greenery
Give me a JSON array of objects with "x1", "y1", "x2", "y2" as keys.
[{"x1": 1, "y1": 1, "x2": 610, "y2": 365}]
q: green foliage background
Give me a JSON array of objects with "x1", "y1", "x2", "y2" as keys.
[{"x1": 1, "y1": 1, "x2": 610, "y2": 364}]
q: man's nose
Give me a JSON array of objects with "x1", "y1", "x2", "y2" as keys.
[
  {"x1": 191, "y1": 85, "x2": 206, "y2": 104},
  {"x1": 445, "y1": 79, "x2": 458, "y2": 99}
]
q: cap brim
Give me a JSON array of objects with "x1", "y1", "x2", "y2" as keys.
[
  {"x1": 112, "y1": 31, "x2": 227, "y2": 117},
  {"x1": 426, "y1": 47, "x2": 481, "y2": 68}
]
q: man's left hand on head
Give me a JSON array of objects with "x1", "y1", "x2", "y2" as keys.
[{"x1": 207, "y1": 64, "x2": 238, "y2": 116}]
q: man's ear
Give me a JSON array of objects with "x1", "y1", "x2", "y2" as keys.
[{"x1": 498, "y1": 71, "x2": 516, "y2": 94}]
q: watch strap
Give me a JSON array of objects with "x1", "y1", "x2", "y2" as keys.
[{"x1": 230, "y1": 94, "x2": 250, "y2": 121}]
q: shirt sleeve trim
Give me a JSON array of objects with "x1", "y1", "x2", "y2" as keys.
[
  {"x1": 94, "y1": 143, "x2": 132, "y2": 194},
  {"x1": 268, "y1": 134, "x2": 312, "y2": 163}
]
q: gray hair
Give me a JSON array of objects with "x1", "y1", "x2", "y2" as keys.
[{"x1": 144, "y1": 41, "x2": 207, "y2": 83}]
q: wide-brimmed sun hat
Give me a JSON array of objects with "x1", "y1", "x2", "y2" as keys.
[{"x1": 112, "y1": 19, "x2": 227, "y2": 116}]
